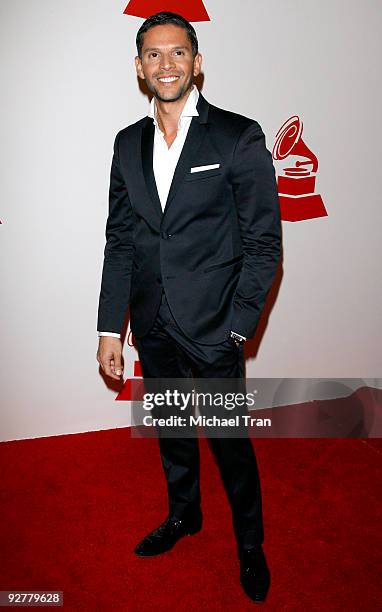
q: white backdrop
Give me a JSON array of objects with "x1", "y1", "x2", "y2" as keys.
[{"x1": 1, "y1": 0, "x2": 381, "y2": 441}]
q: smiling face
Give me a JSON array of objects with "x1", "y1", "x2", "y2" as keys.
[{"x1": 135, "y1": 24, "x2": 202, "y2": 103}]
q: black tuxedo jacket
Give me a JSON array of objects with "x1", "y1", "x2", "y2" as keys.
[{"x1": 97, "y1": 90, "x2": 281, "y2": 344}]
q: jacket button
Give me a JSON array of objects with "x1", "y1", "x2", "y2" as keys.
[{"x1": 161, "y1": 232, "x2": 173, "y2": 239}]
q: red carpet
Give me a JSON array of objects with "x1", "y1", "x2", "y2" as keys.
[{"x1": 1, "y1": 432, "x2": 381, "y2": 610}]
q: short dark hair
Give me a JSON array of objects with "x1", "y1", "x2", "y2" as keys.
[{"x1": 136, "y1": 11, "x2": 198, "y2": 59}]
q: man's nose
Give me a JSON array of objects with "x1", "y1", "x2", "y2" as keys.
[{"x1": 159, "y1": 53, "x2": 176, "y2": 70}]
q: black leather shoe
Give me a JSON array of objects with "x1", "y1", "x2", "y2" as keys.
[
  {"x1": 240, "y1": 546, "x2": 271, "y2": 603},
  {"x1": 134, "y1": 512, "x2": 203, "y2": 557}
]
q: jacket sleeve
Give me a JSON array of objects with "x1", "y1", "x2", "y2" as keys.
[
  {"x1": 97, "y1": 131, "x2": 135, "y2": 334},
  {"x1": 230, "y1": 121, "x2": 282, "y2": 339}
]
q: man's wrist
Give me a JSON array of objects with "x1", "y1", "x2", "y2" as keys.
[{"x1": 230, "y1": 331, "x2": 246, "y2": 343}]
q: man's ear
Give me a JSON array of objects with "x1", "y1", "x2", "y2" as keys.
[
  {"x1": 193, "y1": 53, "x2": 202, "y2": 77},
  {"x1": 135, "y1": 56, "x2": 144, "y2": 80}
]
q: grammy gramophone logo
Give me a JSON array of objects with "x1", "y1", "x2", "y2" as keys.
[
  {"x1": 115, "y1": 330, "x2": 143, "y2": 401},
  {"x1": 273, "y1": 115, "x2": 328, "y2": 222},
  {"x1": 124, "y1": 0, "x2": 210, "y2": 20}
]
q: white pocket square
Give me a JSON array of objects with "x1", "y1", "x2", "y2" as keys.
[{"x1": 190, "y1": 163, "x2": 220, "y2": 173}]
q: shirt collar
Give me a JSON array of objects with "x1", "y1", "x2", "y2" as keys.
[{"x1": 148, "y1": 83, "x2": 199, "y2": 130}]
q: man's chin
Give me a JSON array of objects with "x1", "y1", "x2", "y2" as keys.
[
  {"x1": 152, "y1": 80, "x2": 193, "y2": 103},
  {"x1": 154, "y1": 88, "x2": 184, "y2": 103}
]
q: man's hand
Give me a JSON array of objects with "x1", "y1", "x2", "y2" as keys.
[{"x1": 97, "y1": 336, "x2": 124, "y2": 381}]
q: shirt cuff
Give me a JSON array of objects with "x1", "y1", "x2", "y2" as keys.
[{"x1": 98, "y1": 332, "x2": 121, "y2": 338}]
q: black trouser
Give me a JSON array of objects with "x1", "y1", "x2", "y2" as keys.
[{"x1": 134, "y1": 289, "x2": 264, "y2": 551}]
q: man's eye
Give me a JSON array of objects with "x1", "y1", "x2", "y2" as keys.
[{"x1": 175, "y1": 51, "x2": 184, "y2": 55}]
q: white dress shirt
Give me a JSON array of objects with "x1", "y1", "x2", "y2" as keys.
[
  {"x1": 99, "y1": 84, "x2": 245, "y2": 341},
  {"x1": 151, "y1": 83, "x2": 200, "y2": 211}
]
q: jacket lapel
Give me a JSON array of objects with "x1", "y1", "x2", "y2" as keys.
[
  {"x1": 140, "y1": 90, "x2": 211, "y2": 222},
  {"x1": 141, "y1": 119, "x2": 162, "y2": 221}
]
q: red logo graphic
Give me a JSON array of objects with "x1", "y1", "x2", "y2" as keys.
[
  {"x1": 273, "y1": 116, "x2": 327, "y2": 222},
  {"x1": 116, "y1": 330, "x2": 143, "y2": 401},
  {"x1": 124, "y1": 1, "x2": 210, "y2": 21},
  {"x1": 116, "y1": 358, "x2": 144, "y2": 401}
]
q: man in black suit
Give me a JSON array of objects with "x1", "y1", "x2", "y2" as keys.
[{"x1": 97, "y1": 12, "x2": 281, "y2": 603}]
